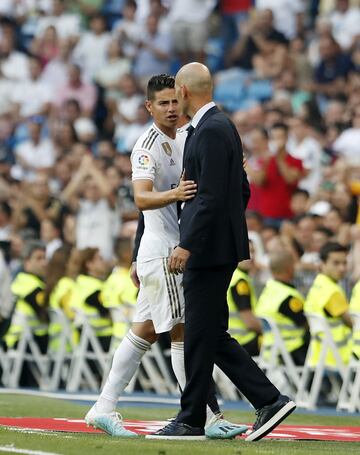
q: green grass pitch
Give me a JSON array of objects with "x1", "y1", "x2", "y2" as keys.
[{"x1": 0, "y1": 394, "x2": 359, "y2": 455}]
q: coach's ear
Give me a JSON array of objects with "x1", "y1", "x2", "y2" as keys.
[{"x1": 180, "y1": 84, "x2": 188, "y2": 99}]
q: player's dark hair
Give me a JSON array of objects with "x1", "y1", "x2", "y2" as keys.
[
  {"x1": 319, "y1": 242, "x2": 348, "y2": 262},
  {"x1": 147, "y1": 74, "x2": 175, "y2": 100}
]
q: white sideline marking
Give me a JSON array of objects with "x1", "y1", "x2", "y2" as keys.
[
  {"x1": 0, "y1": 445, "x2": 61, "y2": 455},
  {"x1": 0, "y1": 388, "x2": 184, "y2": 405}
]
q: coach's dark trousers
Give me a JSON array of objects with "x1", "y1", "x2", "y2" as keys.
[{"x1": 177, "y1": 264, "x2": 280, "y2": 428}]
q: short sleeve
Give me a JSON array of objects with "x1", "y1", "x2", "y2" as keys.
[
  {"x1": 230, "y1": 279, "x2": 252, "y2": 311},
  {"x1": 131, "y1": 149, "x2": 157, "y2": 181},
  {"x1": 279, "y1": 296, "x2": 307, "y2": 326},
  {"x1": 324, "y1": 291, "x2": 349, "y2": 318}
]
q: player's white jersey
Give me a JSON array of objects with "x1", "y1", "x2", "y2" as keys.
[{"x1": 131, "y1": 123, "x2": 185, "y2": 261}]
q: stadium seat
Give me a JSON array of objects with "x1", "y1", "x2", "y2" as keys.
[
  {"x1": 245, "y1": 79, "x2": 273, "y2": 102},
  {"x1": 296, "y1": 313, "x2": 347, "y2": 410},
  {"x1": 256, "y1": 317, "x2": 303, "y2": 399},
  {"x1": 213, "y1": 79, "x2": 246, "y2": 113},
  {"x1": 3, "y1": 314, "x2": 50, "y2": 389},
  {"x1": 46, "y1": 309, "x2": 77, "y2": 391},
  {"x1": 337, "y1": 313, "x2": 360, "y2": 413},
  {"x1": 66, "y1": 310, "x2": 112, "y2": 392}
]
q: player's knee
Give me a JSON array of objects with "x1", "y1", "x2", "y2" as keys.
[
  {"x1": 170, "y1": 323, "x2": 184, "y2": 342},
  {"x1": 131, "y1": 321, "x2": 158, "y2": 344}
]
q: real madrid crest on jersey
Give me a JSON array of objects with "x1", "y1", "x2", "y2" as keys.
[{"x1": 161, "y1": 142, "x2": 172, "y2": 156}]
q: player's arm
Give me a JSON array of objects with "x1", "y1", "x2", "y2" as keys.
[
  {"x1": 278, "y1": 296, "x2": 308, "y2": 328},
  {"x1": 325, "y1": 292, "x2": 353, "y2": 329},
  {"x1": 133, "y1": 174, "x2": 197, "y2": 211},
  {"x1": 23, "y1": 287, "x2": 49, "y2": 323}
]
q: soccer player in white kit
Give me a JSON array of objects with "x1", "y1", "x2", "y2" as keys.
[{"x1": 85, "y1": 75, "x2": 248, "y2": 438}]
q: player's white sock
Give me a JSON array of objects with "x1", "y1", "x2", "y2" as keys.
[
  {"x1": 171, "y1": 342, "x2": 186, "y2": 391},
  {"x1": 96, "y1": 330, "x2": 151, "y2": 413},
  {"x1": 171, "y1": 341, "x2": 220, "y2": 424}
]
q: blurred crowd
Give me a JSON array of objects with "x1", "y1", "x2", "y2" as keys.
[{"x1": 0, "y1": 0, "x2": 359, "y2": 390}]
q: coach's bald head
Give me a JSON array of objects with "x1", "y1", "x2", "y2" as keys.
[{"x1": 175, "y1": 62, "x2": 213, "y2": 118}]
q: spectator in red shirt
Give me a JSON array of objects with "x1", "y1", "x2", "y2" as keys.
[
  {"x1": 256, "y1": 123, "x2": 303, "y2": 226},
  {"x1": 246, "y1": 126, "x2": 271, "y2": 212}
]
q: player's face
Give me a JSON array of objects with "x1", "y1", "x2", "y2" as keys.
[
  {"x1": 322, "y1": 251, "x2": 347, "y2": 282},
  {"x1": 146, "y1": 88, "x2": 179, "y2": 130}
]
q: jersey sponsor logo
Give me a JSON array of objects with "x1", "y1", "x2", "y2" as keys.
[
  {"x1": 161, "y1": 142, "x2": 172, "y2": 156},
  {"x1": 138, "y1": 154, "x2": 150, "y2": 167}
]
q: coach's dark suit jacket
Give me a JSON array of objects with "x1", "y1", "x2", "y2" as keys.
[{"x1": 179, "y1": 105, "x2": 250, "y2": 269}]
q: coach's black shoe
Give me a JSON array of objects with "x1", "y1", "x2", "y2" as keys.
[
  {"x1": 245, "y1": 394, "x2": 296, "y2": 442},
  {"x1": 145, "y1": 420, "x2": 206, "y2": 440}
]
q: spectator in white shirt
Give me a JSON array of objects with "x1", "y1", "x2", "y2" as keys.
[
  {"x1": 95, "y1": 40, "x2": 131, "y2": 99},
  {"x1": 169, "y1": 0, "x2": 216, "y2": 63},
  {"x1": 36, "y1": 0, "x2": 81, "y2": 40},
  {"x1": 133, "y1": 14, "x2": 171, "y2": 86},
  {"x1": 61, "y1": 154, "x2": 119, "y2": 260},
  {"x1": 113, "y1": 73, "x2": 144, "y2": 139},
  {"x1": 0, "y1": 34, "x2": 29, "y2": 81},
  {"x1": 288, "y1": 116, "x2": 324, "y2": 195},
  {"x1": 333, "y1": 105, "x2": 360, "y2": 166},
  {"x1": 113, "y1": 0, "x2": 142, "y2": 59},
  {"x1": 12, "y1": 56, "x2": 53, "y2": 120},
  {"x1": 73, "y1": 13, "x2": 111, "y2": 81},
  {"x1": 12, "y1": 117, "x2": 56, "y2": 182},
  {"x1": 327, "y1": 0, "x2": 360, "y2": 50},
  {"x1": 40, "y1": 38, "x2": 73, "y2": 90},
  {"x1": 116, "y1": 104, "x2": 151, "y2": 153}
]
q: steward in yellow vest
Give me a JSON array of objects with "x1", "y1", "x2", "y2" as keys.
[
  {"x1": 6, "y1": 241, "x2": 49, "y2": 386},
  {"x1": 255, "y1": 250, "x2": 309, "y2": 365},
  {"x1": 68, "y1": 248, "x2": 112, "y2": 351},
  {"x1": 102, "y1": 237, "x2": 137, "y2": 341},
  {"x1": 304, "y1": 242, "x2": 352, "y2": 367},
  {"x1": 349, "y1": 280, "x2": 360, "y2": 359},
  {"x1": 103, "y1": 266, "x2": 137, "y2": 341},
  {"x1": 44, "y1": 246, "x2": 77, "y2": 353},
  {"x1": 227, "y1": 245, "x2": 262, "y2": 356},
  {"x1": 6, "y1": 242, "x2": 48, "y2": 350}
]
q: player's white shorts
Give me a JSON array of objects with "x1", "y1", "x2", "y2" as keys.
[{"x1": 133, "y1": 257, "x2": 185, "y2": 333}]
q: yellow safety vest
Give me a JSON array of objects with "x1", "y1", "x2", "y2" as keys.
[
  {"x1": 255, "y1": 279, "x2": 306, "y2": 356},
  {"x1": 304, "y1": 273, "x2": 351, "y2": 366},
  {"x1": 6, "y1": 272, "x2": 48, "y2": 348},
  {"x1": 48, "y1": 277, "x2": 77, "y2": 352},
  {"x1": 70, "y1": 274, "x2": 112, "y2": 337},
  {"x1": 227, "y1": 268, "x2": 258, "y2": 346},
  {"x1": 102, "y1": 266, "x2": 137, "y2": 340},
  {"x1": 350, "y1": 280, "x2": 360, "y2": 359}
]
